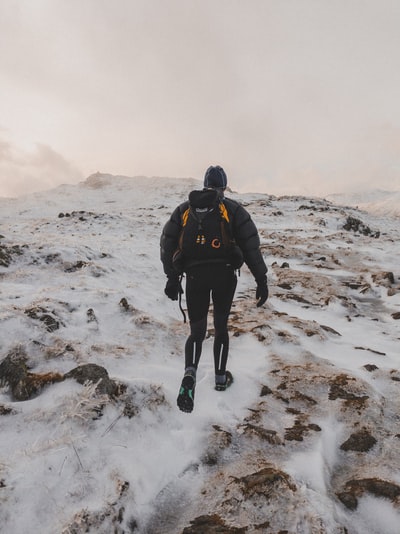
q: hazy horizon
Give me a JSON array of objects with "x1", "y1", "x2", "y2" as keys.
[{"x1": 1, "y1": 0, "x2": 400, "y2": 198}]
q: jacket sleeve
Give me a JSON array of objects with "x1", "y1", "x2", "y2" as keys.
[
  {"x1": 160, "y1": 204, "x2": 184, "y2": 278},
  {"x1": 227, "y1": 200, "x2": 267, "y2": 281}
]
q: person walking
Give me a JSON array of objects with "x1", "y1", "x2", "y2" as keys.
[{"x1": 160, "y1": 165, "x2": 268, "y2": 413}]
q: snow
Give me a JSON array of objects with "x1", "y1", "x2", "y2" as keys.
[
  {"x1": 327, "y1": 189, "x2": 400, "y2": 218},
  {"x1": 0, "y1": 173, "x2": 400, "y2": 533}
]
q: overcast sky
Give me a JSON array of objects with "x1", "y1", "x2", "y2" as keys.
[{"x1": 1, "y1": 0, "x2": 400, "y2": 197}]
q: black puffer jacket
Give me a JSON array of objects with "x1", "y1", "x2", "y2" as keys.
[{"x1": 160, "y1": 191, "x2": 267, "y2": 281}]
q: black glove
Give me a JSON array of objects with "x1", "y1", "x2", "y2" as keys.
[
  {"x1": 256, "y1": 275, "x2": 269, "y2": 307},
  {"x1": 164, "y1": 276, "x2": 183, "y2": 301}
]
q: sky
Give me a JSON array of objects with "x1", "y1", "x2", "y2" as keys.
[{"x1": 1, "y1": 0, "x2": 400, "y2": 198}]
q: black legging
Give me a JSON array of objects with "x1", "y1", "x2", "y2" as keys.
[{"x1": 184, "y1": 263, "x2": 237, "y2": 376}]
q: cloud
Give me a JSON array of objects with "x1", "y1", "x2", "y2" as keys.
[{"x1": 0, "y1": 135, "x2": 83, "y2": 197}]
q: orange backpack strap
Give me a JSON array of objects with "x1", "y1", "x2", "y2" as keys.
[
  {"x1": 182, "y1": 207, "x2": 190, "y2": 227},
  {"x1": 219, "y1": 201, "x2": 230, "y2": 223}
]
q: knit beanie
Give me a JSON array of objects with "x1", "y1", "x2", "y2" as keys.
[{"x1": 203, "y1": 165, "x2": 227, "y2": 189}]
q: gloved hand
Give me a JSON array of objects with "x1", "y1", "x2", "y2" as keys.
[
  {"x1": 164, "y1": 276, "x2": 183, "y2": 301},
  {"x1": 256, "y1": 275, "x2": 269, "y2": 307}
]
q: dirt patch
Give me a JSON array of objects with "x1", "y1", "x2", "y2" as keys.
[
  {"x1": 182, "y1": 514, "x2": 247, "y2": 533},
  {"x1": 337, "y1": 478, "x2": 400, "y2": 510},
  {"x1": 232, "y1": 466, "x2": 297, "y2": 497},
  {"x1": 0, "y1": 351, "x2": 64, "y2": 401},
  {"x1": 340, "y1": 429, "x2": 377, "y2": 452}
]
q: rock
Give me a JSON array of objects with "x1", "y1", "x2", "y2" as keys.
[
  {"x1": 340, "y1": 429, "x2": 377, "y2": 452},
  {"x1": 343, "y1": 216, "x2": 380, "y2": 237},
  {"x1": 320, "y1": 324, "x2": 342, "y2": 336},
  {"x1": 233, "y1": 466, "x2": 297, "y2": 497},
  {"x1": 284, "y1": 419, "x2": 321, "y2": 441},
  {"x1": 64, "y1": 260, "x2": 89, "y2": 273},
  {"x1": 260, "y1": 385, "x2": 273, "y2": 396},
  {"x1": 24, "y1": 306, "x2": 60, "y2": 332},
  {"x1": 0, "y1": 243, "x2": 26, "y2": 267},
  {"x1": 337, "y1": 478, "x2": 400, "y2": 510},
  {"x1": 372, "y1": 271, "x2": 395, "y2": 286},
  {"x1": 86, "y1": 308, "x2": 97, "y2": 323},
  {"x1": 182, "y1": 514, "x2": 247, "y2": 533},
  {"x1": 364, "y1": 364, "x2": 379, "y2": 372},
  {"x1": 64, "y1": 364, "x2": 121, "y2": 396},
  {"x1": 391, "y1": 312, "x2": 400, "y2": 320},
  {"x1": 277, "y1": 282, "x2": 292, "y2": 289},
  {"x1": 0, "y1": 404, "x2": 14, "y2": 415},
  {"x1": 119, "y1": 297, "x2": 130, "y2": 311},
  {"x1": 242, "y1": 424, "x2": 282, "y2": 445},
  {"x1": 328, "y1": 374, "x2": 369, "y2": 406}
]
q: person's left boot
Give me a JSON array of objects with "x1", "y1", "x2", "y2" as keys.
[
  {"x1": 215, "y1": 370, "x2": 233, "y2": 391},
  {"x1": 177, "y1": 370, "x2": 196, "y2": 413}
]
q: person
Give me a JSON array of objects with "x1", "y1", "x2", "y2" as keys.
[{"x1": 160, "y1": 165, "x2": 268, "y2": 413}]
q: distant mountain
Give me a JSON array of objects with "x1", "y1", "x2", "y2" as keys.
[{"x1": 326, "y1": 189, "x2": 400, "y2": 217}]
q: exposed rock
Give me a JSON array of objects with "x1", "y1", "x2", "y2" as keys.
[
  {"x1": 182, "y1": 514, "x2": 247, "y2": 533},
  {"x1": 363, "y1": 364, "x2": 379, "y2": 372},
  {"x1": 0, "y1": 404, "x2": 15, "y2": 415},
  {"x1": 86, "y1": 308, "x2": 97, "y2": 323},
  {"x1": 284, "y1": 419, "x2": 321, "y2": 441},
  {"x1": 64, "y1": 260, "x2": 89, "y2": 272},
  {"x1": 343, "y1": 216, "x2": 380, "y2": 237},
  {"x1": 241, "y1": 424, "x2": 282, "y2": 445},
  {"x1": 24, "y1": 306, "x2": 61, "y2": 332},
  {"x1": 0, "y1": 242, "x2": 26, "y2": 267},
  {"x1": 337, "y1": 478, "x2": 400, "y2": 510},
  {"x1": 64, "y1": 363, "x2": 121, "y2": 396},
  {"x1": 320, "y1": 324, "x2": 342, "y2": 336},
  {"x1": 340, "y1": 429, "x2": 377, "y2": 452},
  {"x1": 328, "y1": 374, "x2": 369, "y2": 406},
  {"x1": 260, "y1": 385, "x2": 273, "y2": 396},
  {"x1": 119, "y1": 297, "x2": 130, "y2": 311},
  {"x1": 232, "y1": 465, "x2": 297, "y2": 497},
  {"x1": 392, "y1": 311, "x2": 400, "y2": 320},
  {"x1": 371, "y1": 271, "x2": 395, "y2": 286},
  {"x1": 277, "y1": 282, "x2": 292, "y2": 289}
]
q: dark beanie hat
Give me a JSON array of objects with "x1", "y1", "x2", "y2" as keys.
[{"x1": 204, "y1": 165, "x2": 227, "y2": 189}]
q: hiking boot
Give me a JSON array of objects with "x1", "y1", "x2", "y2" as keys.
[
  {"x1": 215, "y1": 370, "x2": 233, "y2": 391},
  {"x1": 177, "y1": 374, "x2": 195, "y2": 413}
]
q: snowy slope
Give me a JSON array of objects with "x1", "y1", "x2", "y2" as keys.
[
  {"x1": 327, "y1": 189, "x2": 400, "y2": 218},
  {"x1": 0, "y1": 174, "x2": 400, "y2": 533}
]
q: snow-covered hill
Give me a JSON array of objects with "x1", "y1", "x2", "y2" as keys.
[
  {"x1": 1, "y1": 174, "x2": 399, "y2": 533},
  {"x1": 327, "y1": 189, "x2": 400, "y2": 218}
]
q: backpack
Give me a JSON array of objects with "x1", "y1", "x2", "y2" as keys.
[{"x1": 172, "y1": 189, "x2": 243, "y2": 273}]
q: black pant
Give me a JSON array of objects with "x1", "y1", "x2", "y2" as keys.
[{"x1": 184, "y1": 263, "x2": 237, "y2": 376}]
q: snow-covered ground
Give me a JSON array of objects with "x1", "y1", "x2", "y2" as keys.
[{"x1": 0, "y1": 174, "x2": 399, "y2": 533}]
